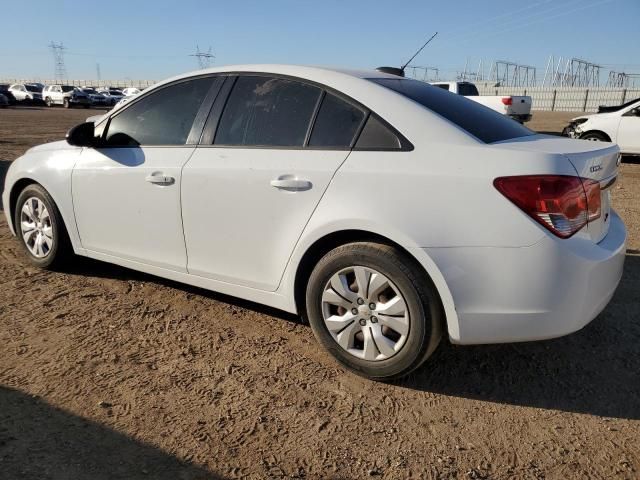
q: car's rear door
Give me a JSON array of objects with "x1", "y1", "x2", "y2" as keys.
[
  {"x1": 181, "y1": 75, "x2": 367, "y2": 291},
  {"x1": 72, "y1": 76, "x2": 221, "y2": 272}
]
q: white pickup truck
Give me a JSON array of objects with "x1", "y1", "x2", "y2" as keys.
[{"x1": 430, "y1": 81, "x2": 532, "y2": 123}]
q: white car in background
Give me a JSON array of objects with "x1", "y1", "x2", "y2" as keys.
[
  {"x1": 563, "y1": 98, "x2": 640, "y2": 154},
  {"x1": 42, "y1": 85, "x2": 91, "y2": 108},
  {"x1": 122, "y1": 87, "x2": 141, "y2": 96},
  {"x1": 8, "y1": 83, "x2": 43, "y2": 103},
  {"x1": 2, "y1": 65, "x2": 626, "y2": 380}
]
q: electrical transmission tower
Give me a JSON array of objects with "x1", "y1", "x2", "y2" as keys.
[
  {"x1": 607, "y1": 71, "x2": 640, "y2": 88},
  {"x1": 542, "y1": 56, "x2": 602, "y2": 87},
  {"x1": 190, "y1": 46, "x2": 215, "y2": 69},
  {"x1": 488, "y1": 60, "x2": 536, "y2": 87},
  {"x1": 406, "y1": 66, "x2": 440, "y2": 82},
  {"x1": 49, "y1": 41, "x2": 67, "y2": 82}
]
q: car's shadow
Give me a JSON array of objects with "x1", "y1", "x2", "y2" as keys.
[
  {"x1": 61, "y1": 252, "x2": 640, "y2": 420},
  {"x1": 0, "y1": 386, "x2": 222, "y2": 479}
]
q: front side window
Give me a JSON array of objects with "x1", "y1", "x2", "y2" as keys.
[
  {"x1": 215, "y1": 76, "x2": 321, "y2": 147},
  {"x1": 370, "y1": 78, "x2": 533, "y2": 143},
  {"x1": 308, "y1": 93, "x2": 365, "y2": 148},
  {"x1": 104, "y1": 77, "x2": 213, "y2": 146}
]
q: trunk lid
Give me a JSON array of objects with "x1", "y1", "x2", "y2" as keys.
[{"x1": 493, "y1": 134, "x2": 621, "y2": 243}]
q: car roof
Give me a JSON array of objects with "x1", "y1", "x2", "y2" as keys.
[{"x1": 159, "y1": 64, "x2": 401, "y2": 87}]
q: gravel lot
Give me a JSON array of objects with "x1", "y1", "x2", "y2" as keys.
[{"x1": 0, "y1": 108, "x2": 638, "y2": 480}]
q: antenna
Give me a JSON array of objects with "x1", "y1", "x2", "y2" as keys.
[
  {"x1": 48, "y1": 41, "x2": 67, "y2": 82},
  {"x1": 400, "y1": 32, "x2": 438, "y2": 72},
  {"x1": 190, "y1": 45, "x2": 215, "y2": 69}
]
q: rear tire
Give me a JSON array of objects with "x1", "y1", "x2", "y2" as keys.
[
  {"x1": 580, "y1": 131, "x2": 609, "y2": 142},
  {"x1": 14, "y1": 184, "x2": 73, "y2": 270},
  {"x1": 45, "y1": 97, "x2": 52, "y2": 107},
  {"x1": 305, "y1": 242, "x2": 442, "y2": 380},
  {"x1": 63, "y1": 98, "x2": 70, "y2": 109}
]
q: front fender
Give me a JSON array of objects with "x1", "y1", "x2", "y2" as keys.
[{"x1": 3, "y1": 144, "x2": 84, "y2": 253}]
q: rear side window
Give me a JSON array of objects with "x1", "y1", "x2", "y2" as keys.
[
  {"x1": 369, "y1": 78, "x2": 533, "y2": 144},
  {"x1": 215, "y1": 76, "x2": 321, "y2": 147},
  {"x1": 308, "y1": 93, "x2": 365, "y2": 147},
  {"x1": 355, "y1": 115, "x2": 402, "y2": 150},
  {"x1": 434, "y1": 84, "x2": 450, "y2": 91},
  {"x1": 104, "y1": 77, "x2": 212, "y2": 146}
]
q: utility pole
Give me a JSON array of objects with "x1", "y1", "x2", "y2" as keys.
[
  {"x1": 190, "y1": 46, "x2": 215, "y2": 69},
  {"x1": 48, "y1": 41, "x2": 67, "y2": 82}
]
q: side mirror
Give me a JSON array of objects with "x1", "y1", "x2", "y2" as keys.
[{"x1": 66, "y1": 122, "x2": 98, "y2": 147}]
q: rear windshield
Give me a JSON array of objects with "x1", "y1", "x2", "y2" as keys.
[
  {"x1": 368, "y1": 78, "x2": 534, "y2": 144},
  {"x1": 457, "y1": 83, "x2": 479, "y2": 96},
  {"x1": 61, "y1": 86, "x2": 76, "y2": 92}
]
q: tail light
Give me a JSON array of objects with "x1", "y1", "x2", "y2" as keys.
[
  {"x1": 501, "y1": 97, "x2": 513, "y2": 105},
  {"x1": 494, "y1": 175, "x2": 601, "y2": 238}
]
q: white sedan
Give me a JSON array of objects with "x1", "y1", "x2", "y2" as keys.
[
  {"x1": 563, "y1": 97, "x2": 640, "y2": 154},
  {"x1": 2, "y1": 65, "x2": 626, "y2": 379}
]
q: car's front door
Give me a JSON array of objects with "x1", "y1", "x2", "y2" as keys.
[
  {"x1": 181, "y1": 75, "x2": 367, "y2": 291},
  {"x1": 617, "y1": 104, "x2": 640, "y2": 154},
  {"x1": 72, "y1": 76, "x2": 219, "y2": 272}
]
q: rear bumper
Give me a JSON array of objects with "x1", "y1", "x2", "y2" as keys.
[{"x1": 424, "y1": 211, "x2": 626, "y2": 344}]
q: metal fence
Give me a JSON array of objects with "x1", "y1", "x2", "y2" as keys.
[
  {"x1": 0, "y1": 79, "x2": 157, "y2": 89},
  {"x1": 476, "y1": 85, "x2": 640, "y2": 112}
]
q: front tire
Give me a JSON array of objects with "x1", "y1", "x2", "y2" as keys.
[
  {"x1": 45, "y1": 97, "x2": 52, "y2": 107},
  {"x1": 14, "y1": 184, "x2": 73, "y2": 270},
  {"x1": 305, "y1": 242, "x2": 442, "y2": 380},
  {"x1": 63, "y1": 98, "x2": 70, "y2": 108}
]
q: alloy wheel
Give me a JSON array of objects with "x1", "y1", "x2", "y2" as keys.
[
  {"x1": 321, "y1": 266, "x2": 410, "y2": 361},
  {"x1": 20, "y1": 197, "x2": 54, "y2": 258}
]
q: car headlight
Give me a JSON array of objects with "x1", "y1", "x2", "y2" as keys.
[{"x1": 573, "y1": 118, "x2": 588, "y2": 125}]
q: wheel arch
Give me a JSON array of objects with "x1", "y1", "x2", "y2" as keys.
[
  {"x1": 580, "y1": 130, "x2": 612, "y2": 142},
  {"x1": 8, "y1": 177, "x2": 80, "y2": 252},
  {"x1": 291, "y1": 229, "x2": 460, "y2": 342},
  {"x1": 8, "y1": 177, "x2": 39, "y2": 232}
]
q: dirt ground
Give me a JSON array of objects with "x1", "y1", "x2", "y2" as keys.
[{"x1": 0, "y1": 107, "x2": 638, "y2": 480}]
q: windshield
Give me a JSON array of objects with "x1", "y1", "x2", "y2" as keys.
[
  {"x1": 25, "y1": 85, "x2": 41, "y2": 92},
  {"x1": 83, "y1": 88, "x2": 98, "y2": 94},
  {"x1": 598, "y1": 97, "x2": 640, "y2": 113},
  {"x1": 61, "y1": 86, "x2": 76, "y2": 92},
  {"x1": 368, "y1": 77, "x2": 534, "y2": 144},
  {"x1": 109, "y1": 89, "x2": 122, "y2": 95}
]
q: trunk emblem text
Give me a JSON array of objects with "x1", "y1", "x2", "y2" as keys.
[{"x1": 590, "y1": 165, "x2": 603, "y2": 173}]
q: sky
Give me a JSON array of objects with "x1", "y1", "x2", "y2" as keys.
[{"x1": 1, "y1": 0, "x2": 638, "y2": 82}]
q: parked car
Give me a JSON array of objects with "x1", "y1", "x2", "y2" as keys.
[
  {"x1": 8, "y1": 84, "x2": 43, "y2": 103},
  {"x1": 562, "y1": 98, "x2": 640, "y2": 155},
  {"x1": 2, "y1": 65, "x2": 625, "y2": 380},
  {"x1": 79, "y1": 88, "x2": 109, "y2": 107},
  {"x1": 122, "y1": 87, "x2": 141, "y2": 96},
  {"x1": 97, "y1": 88, "x2": 124, "y2": 106},
  {"x1": 0, "y1": 84, "x2": 17, "y2": 105},
  {"x1": 43, "y1": 85, "x2": 91, "y2": 108},
  {"x1": 0, "y1": 93, "x2": 8, "y2": 108},
  {"x1": 430, "y1": 81, "x2": 532, "y2": 123}
]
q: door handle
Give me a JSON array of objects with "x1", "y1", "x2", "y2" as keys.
[
  {"x1": 145, "y1": 172, "x2": 175, "y2": 185},
  {"x1": 270, "y1": 177, "x2": 312, "y2": 191}
]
